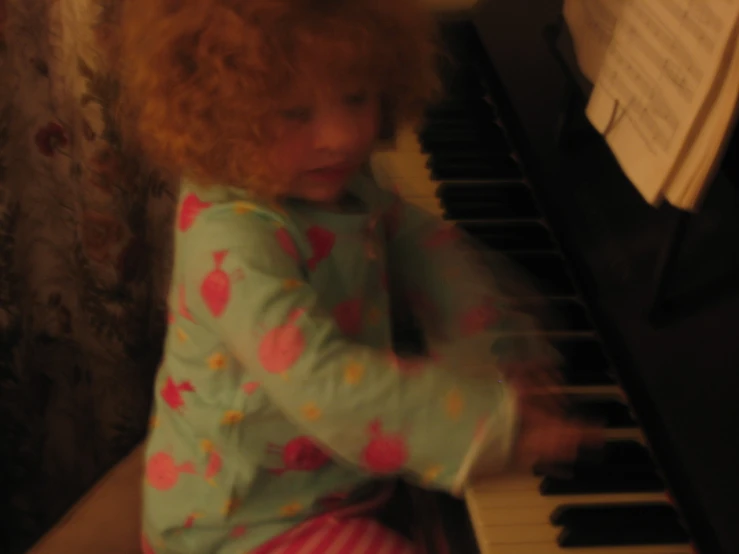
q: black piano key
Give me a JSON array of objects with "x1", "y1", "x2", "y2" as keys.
[
  {"x1": 427, "y1": 149, "x2": 512, "y2": 167},
  {"x1": 540, "y1": 468, "x2": 664, "y2": 495},
  {"x1": 499, "y1": 297, "x2": 592, "y2": 338},
  {"x1": 419, "y1": 126, "x2": 510, "y2": 153},
  {"x1": 490, "y1": 337, "x2": 612, "y2": 387},
  {"x1": 535, "y1": 440, "x2": 651, "y2": 476},
  {"x1": 551, "y1": 503, "x2": 690, "y2": 547},
  {"x1": 550, "y1": 299, "x2": 593, "y2": 332},
  {"x1": 552, "y1": 338, "x2": 615, "y2": 385},
  {"x1": 505, "y1": 252, "x2": 575, "y2": 295},
  {"x1": 539, "y1": 441, "x2": 664, "y2": 495},
  {"x1": 560, "y1": 370, "x2": 615, "y2": 387},
  {"x1": 438, "y1": 180, "x2": 528, "y2": 194},
  {"x1": 423, "y1": 114, "x2": 494, "y2": 129},
  {"x1": 566, "y1": 398, "x2": 637, "y2": 428},
  {"x1": 548, "y1": 440, "x2": 654, "y2": 470},
  {"x1": 439, "y1": 69, "x2": 487, "y2": 99},
  {"x1": 514, "y1": 298, "x2": 593, "y2": 332},
  {"x1": 430, "y1": 157, "x2": 522, "y2": 181},
  {"x1": 442, "y1": 202, "x2": 536, "y2": 221},
  {"x1": 439, "y1": 182, "x2": 540, "y2": 220},
  {"x1": 597, "y1": 439, "x2": 654, "y2": 465},
  {"x1": 420, "y1": 120, "x2": 501, "y2": 137},
  {"x1": 456, "y1": 221, "x2": 554, "y2": 251},
  {"x1": 425, "y1": 101, "x2": 495, "y2": 123},
  {"x1": 424, "y1": 101, "x2": 471, "y2": 118},
  {"x1": 419, "y1": 129, "x2": 507, "y2": 146}
]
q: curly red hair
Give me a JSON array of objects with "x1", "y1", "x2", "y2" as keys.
[{"x1": 116, "y1": 0, "x2": 441, "y2": 195}]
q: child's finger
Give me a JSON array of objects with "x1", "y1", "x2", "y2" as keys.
[
  {"x1": 503, "y1": 360, "x2": 563, "y2": 388},
  {"x1": 514, "y1": 414, "x2": 604, "y2": 469},
  {"x1": 513, "y1": 380, "x2": 568, "y2": 415},
  {"x1": 579, "y1": 421, "x2": 605, "y2": 450}
]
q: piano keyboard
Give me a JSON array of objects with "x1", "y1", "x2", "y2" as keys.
[{"x1": 369, "y1": 20, "x2": 694, "y2": 554}]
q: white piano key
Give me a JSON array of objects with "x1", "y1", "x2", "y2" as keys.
[
  {"x1": 474, "y1": 521, "x2": 688, "y2": 550},
  {"x1": 485, "y1": 524, "x2": 560, "y2": 543},
  {"x1": 477, "y1": 544, "x2": 692, "y2": 554},
  {"x1": 371, "y1": 127, "x2": 443, "y2": 214},
  {"x1": 469, "y1": 492, "x2": 669, "y2": 527},
  {"x1": 468, "y1": 433, "x2": 646, "y2": 493},
  {"x1": 467, "y1": 488, "x2": 688, "y2": 552},
  {"x1": 465, "y1": 464, "x2": 684, "y2": 554}
]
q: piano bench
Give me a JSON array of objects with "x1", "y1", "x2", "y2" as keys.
[
  {"x1": 25, "y1": 446, "x2": 432, "y2": 554},
  {"x1": 28, "y1": 444, "x2": 145, "y2": 554}
]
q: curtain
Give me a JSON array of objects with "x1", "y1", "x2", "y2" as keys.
[{"x1": 0, "y1": 0, "x2": 174, "y2": 550}]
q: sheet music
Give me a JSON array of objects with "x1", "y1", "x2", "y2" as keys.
[
  {"x1": 563, "y1": 0, "x2": 627, "y2": 83},
  {"x1": 568, "y1": 0, "x2": 739, "y2": 207},
  {"x1": 664, "y1": 24, "x2": 739, "y2": 207},
  {"x1": 594, "y1": 1, "x2": 729, "y2": 152}
]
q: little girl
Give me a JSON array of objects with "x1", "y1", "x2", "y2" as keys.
[{"x1": 118, "y1": 0, "x2": 593, "y2": 552}]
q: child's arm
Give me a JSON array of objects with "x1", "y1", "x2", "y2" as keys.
[
  {"x1": 382, "y1": 191, "x2": 558, "y2": 371},
  {"x1": 182, "y1": 205, "x2": 517, "y2": 495}
]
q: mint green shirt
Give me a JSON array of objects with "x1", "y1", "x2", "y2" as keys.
[{"x1": 141, "y1": 171, "x2": 548, "y2": 553}]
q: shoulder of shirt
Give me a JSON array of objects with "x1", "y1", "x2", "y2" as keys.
[{"x1": 180, "y1": 177, "x2": 292, "y2": 230}]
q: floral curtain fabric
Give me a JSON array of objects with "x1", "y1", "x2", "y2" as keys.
[{"x1": 0, "y1": 0, "x2": 172, "y2": 550}]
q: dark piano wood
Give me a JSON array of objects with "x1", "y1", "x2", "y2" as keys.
[{"x1": 461, "y1": 1, "x2": 739, "y2": 553}]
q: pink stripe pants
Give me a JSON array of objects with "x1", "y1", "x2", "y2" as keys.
[
  {"x1": 251, "y1": 517, "x2": 416, "y2": 554},
  {"x1": 250, "y1": 485, "x2": 417, "y2": 554}
]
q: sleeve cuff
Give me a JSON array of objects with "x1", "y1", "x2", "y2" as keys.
[{"x1": 450, "y1": 382, "x2": 520, "y2": 496}]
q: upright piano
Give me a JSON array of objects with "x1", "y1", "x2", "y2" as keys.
[{"x1": 378, "y1": 1, "x2": 739, "y2": 553}]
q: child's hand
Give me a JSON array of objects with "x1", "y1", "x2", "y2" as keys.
[
  {"x1": 513, "y1": 403, "x2": 602, "y2": 468},
  {"x1": 505, "y1": 360, "x2": 566, "y2": 414},
  {"x1": 511, "y1": 379, "x2": 603, "y2": 469},
  {"x1": 502, "y1": 358, "x2": 563, "y2": 390}
]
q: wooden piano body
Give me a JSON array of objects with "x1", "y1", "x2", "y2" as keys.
[{"x1": 28, "y1": 1, "x2": 739, "y2": 554}]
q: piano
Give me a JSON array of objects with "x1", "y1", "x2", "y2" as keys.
[{"x1": 376, "y1": 2, "x2": 739, "y2": 553}]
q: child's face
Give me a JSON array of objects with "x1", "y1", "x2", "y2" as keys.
[{"x1": 268, "y1": 81, "x2": 380, "y2": 203}]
